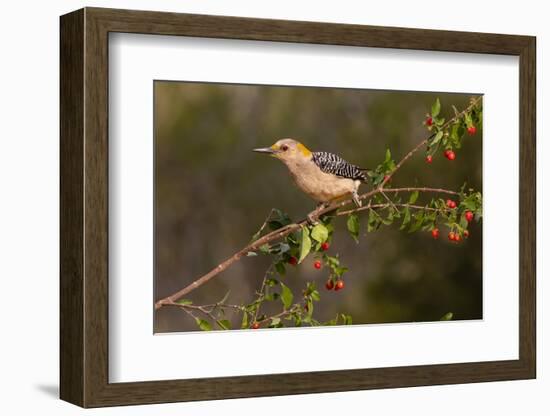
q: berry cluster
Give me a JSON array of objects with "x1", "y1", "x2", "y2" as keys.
[
  {"x1": 430, "y1": 209, "x2": 474, "y2": 243},
  {"x1": 325, "y1": 278, "x2": 345, "y2": 291},
  {"x1": 424, "y1": 96, "x2": 480, "y2": 165}
]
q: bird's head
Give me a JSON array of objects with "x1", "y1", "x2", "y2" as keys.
[{"x1": 253, "y1": 138, "x2": 312, "y2": 162}]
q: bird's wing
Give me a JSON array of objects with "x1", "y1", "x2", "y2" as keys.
[{"x1": 312, "y1": 152, "x2": 367, "y2": 181}]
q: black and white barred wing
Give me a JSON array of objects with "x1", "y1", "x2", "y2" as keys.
[{"x1": 312, "y1": 152, "x2": 367, "y2": 181}]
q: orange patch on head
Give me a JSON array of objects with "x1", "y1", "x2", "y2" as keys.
[{"x1": 296, "y1": 142, "x2": 312, "y2": 157}]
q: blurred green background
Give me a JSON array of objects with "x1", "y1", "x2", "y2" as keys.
[{"x1": 154, "y1": 81, "x2": 482, "y2": 333}]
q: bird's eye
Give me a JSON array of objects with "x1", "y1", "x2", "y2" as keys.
[{"x1": 281, "y1": 145, "x2": 289, "y2": 151}]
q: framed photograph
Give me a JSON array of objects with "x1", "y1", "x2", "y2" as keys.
[{"x1": 60, "y1": 7, "x2": 536, "y2": 407}]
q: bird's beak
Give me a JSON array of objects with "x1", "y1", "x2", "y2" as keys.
[{"x1": 253, "y1": 147, "x2": 277, "y2": 154}]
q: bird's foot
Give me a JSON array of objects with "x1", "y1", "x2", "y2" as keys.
[
  {"x1": 352, "y1": 190, "x2": 362, "y2": 207},
  {"x1": 307, "y1": 213, "x2": 318, "y2": 225},
  {"x1": 307, "y1": 202, "x2": 328, "y2": 225}
]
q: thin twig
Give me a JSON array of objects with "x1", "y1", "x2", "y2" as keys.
[
  {"x1": 382, "y1": 186, "x2": 459, "y2": 196},
  {"x1": 164, "y1": 301, "x2": 244, "y2": 312},
  {"x1": 253, "y1": 266, "x2": 273, "y2": 322},
  {"x1": 380, "y1": 190, "x2": 399, "y2": 213},
  {"x1": 338, "y1": 202, "x2": 450, "y2": 216},
  {"x1": 255, "y1": 305, "x2": 301, "y2": 326}
]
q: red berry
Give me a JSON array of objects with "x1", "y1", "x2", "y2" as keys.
[
  {"x1": 288, "y1": 256, "x2": 298, "y2": 266},
  {"x1": 251, "y1": 322, "x2": 260, "y2": 329},
  {"x1": 426, "y1": 155, "x2": 433, "y2": 164},
  {"x1": 448, "y1": 231, "x2": 456, "y2": 241},
  {"x1": 334, "y1": 280, "x2": 345, "y2": 291},
  {"x1": 431, "y1": 228, "x2": 439, "y2": 239},
  {"x1": 321, "y1": 242, "x2": 330, "y2": 251},
  {"x1": 314, "y1": 260, "x2": 322, "y2": 270},
  {"x1": 446, "y1": 199, "x2": 457, "y2": 209},
  {"x1": 454, "y1": 233, "x2": 462, "y2": 242},
  {"x1": 325, "y1": 279, "x2": 334, "y2": 290},
  {"x1": 467, "y1": 125, "x2": 476, "y2": 135},
  {"x1": 465, "y1": 211, "x2": 474, "y2": 222},
  {"x1": 463, "y1": 230, "x2": 470, "y2": 238},
  {"x1": 426, "y1": 116, "x2": 433, "y2": 126},
  {"x1": 445, "y1": 150, "x2": 456, "y2": 160}
]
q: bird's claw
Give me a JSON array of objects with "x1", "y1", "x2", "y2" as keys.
[
  {"x1": 307, "y1": 202, "x2": 329, "y2": 225},
  {"x1": 307, "y1": 213, "x2": 319, "y2": 225},
  {"x1": 352, "y1": 190, "x2": 362, "y2": 207}
]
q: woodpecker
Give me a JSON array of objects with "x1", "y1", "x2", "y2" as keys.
[{"x1": 253, "y1": 138, "x2": 368, "y2": 209}]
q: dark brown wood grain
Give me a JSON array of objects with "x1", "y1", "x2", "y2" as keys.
[
  {"x1": 60, "y1": 8, "x2": 84, "y2": 406},
  {"x1": 60, "y1": 7, "x2": 536, "y2": 408}
]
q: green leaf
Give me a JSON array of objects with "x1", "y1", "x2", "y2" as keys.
[
  {"x1": 258, "y1": 244, "x2": 270, "y2": 254},
  {"x1": 431, "y1": 98, "x2": 441, "y2": 117},
  {"x1": 217, "y1": 319, "x2": 231, "y2": 330},
  {"x1": 280, "y1": 282, "x2": 293, "y2": 310},
  {"x1": 440, "y1": 312, "x2": 454, "y2": 321},
  {"x1": 431, "y1": 131, "x2": 444, "y2": 146},
  {"x1": 334, "y1": 266, "x2": 348, "y2": 277},
  {"x1": 324, "y1": 317, "x2": 338, "y2": 326},
  {"x1": 464, "y1": 112, "x2": 473, "y2": 127},
  {"x1": 298, "y1": 227, "x2": 312, "y2": 263},
  {"x1": 341, "y1": 314, "x2": 353, "y2": 325},
  {"x1": 408, "y1": 190, "x2": 419, "y2": 205},
  {"x1": 265, "y1": 292, "x2": 280, "y2": 301},
  {"x1": 270, "y1": 317, "x2": 281, "y2": 327},
  {"x1": 346, "y1": 213, "x2": 360, "y2": 242},
  {"x1": 266, "y1": 277, "x2": 279, "y2": 287},
  {"x1": 383, "y1": 149, "x2": 396, "y2": 172},
  {"x1": 367, "y1": 209, "x2": 381, "y2": 232},
  {"x1": 267, "y1": 209, "x2": 292, "y2": 230},
  {"x1": 409, "y1": 210, "x2": 425, "y2": 233},
  {"x1": 176, "y1": 299, "x2": 193, "y2": 305},
  {"x1": 310, "y1": 223, "x2": 329, "y2": 243},
  {"x1": 306, "y1": 299, "x2": 314, "y2": 317},
  {"x1": 195, "y1": 318, "x2": 212, "y2": 331},
  {"x1": 241, "y1": 311, "x2": 248, "y2": 329},
  {"x1": 275, "y1": 261, "x2": 286, "y2": 276},
  {"x1": 325, "y1": 255, "x2": 340, "y2": 268},
  {"x1": 400, "y1": 207, "x2": 411, "y2": 230}
]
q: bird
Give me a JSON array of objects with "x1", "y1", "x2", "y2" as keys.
[{"x1": 253, "y1": 138, "x2": 368, "y2": 216}]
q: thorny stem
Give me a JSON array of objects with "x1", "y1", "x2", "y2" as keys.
[{"x1": 155, "y1": 97, "x2": 481, "y2": 310}]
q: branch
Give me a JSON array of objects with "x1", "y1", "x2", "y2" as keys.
[
  {"x1": 382, "y1": 186, "x2": 459, "y2": 196},
  {"x1": 338, "y1": 202, "x2": 451, "y2": 216}
]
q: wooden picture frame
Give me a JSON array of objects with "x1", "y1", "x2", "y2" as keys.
[{"x1": 60, "y1": 7, "x2": 536, "y2": 408}]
